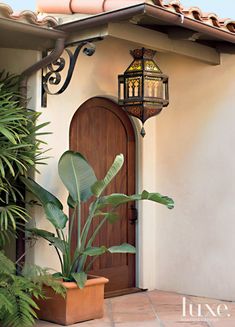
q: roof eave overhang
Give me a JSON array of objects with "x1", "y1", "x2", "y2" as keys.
[
  {"x1": 55, "y1": 3, "x2": 235, "y2": 46},
  {"x1": 55, "y1": 4, "x2": 146, "y2": 32},
  {"x1": 0, "y1": 18, "x2": 66, "y2": 50},
  {"x1": 146, "y1": 4, "x2": 235, "y2": 44}
]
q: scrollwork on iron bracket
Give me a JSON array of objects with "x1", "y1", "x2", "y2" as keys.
[{"x1": 41, "y1": 41, "x2": 96, "y2": 107}]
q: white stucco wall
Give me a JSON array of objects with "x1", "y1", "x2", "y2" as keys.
[
  {"x1": 2, "y1": 37, "x2": 235, "y2": 301},
  {"x1": 155, "y1": 52, "x2": 235, "y2": 301},
  {"x1": 0, "y1": 49, "x2": 40, "y2": 108},
  {"x1": 31, "y1": 37, "x2": 235, "y2": 301}
]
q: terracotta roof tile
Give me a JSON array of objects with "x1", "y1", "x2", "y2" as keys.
[
  {"x1": 37, "y1": 0, "x2": 235, "y2": 35},
  {"x1": 200, "y1": 13, "x2": 220, "y2": 28},
  {"x1": 161, "y1": 1, "x2": 235, "y2": 34},
  {"x1": 162, "y1": 1, "x2": 184, "y2": 14},
  {"x1": 0, "y1": 3, "x2": 58, "y2": 27},
  {"x1": 3, "y1": 0, "x2": 235, "y2": 36}
]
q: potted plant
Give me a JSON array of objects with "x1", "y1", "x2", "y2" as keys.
[{"x1": 21, "y1": 151, "x2": 174, "y2": 325}]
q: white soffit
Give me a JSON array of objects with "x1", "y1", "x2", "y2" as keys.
[{"x1": 67, "y1": 22, "x2": 220, "y2": 65}]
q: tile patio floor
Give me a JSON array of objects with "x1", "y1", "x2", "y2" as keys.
[{"x1": 36, "y1": 290, "x2": 235, "y2": 327}]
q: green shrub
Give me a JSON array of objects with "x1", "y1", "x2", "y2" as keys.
[
  {"x1": 0, "y1": 71, "x2": 58, "y2": 327},
  {"x1": 0, "y1": 251, "x2": 65, "y2": 327},
  {"x1": 0, "y1": 71, "x2": 49, "y2": 246}
]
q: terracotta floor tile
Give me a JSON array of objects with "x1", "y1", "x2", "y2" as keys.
[
  {"x1": 75, "y1": 322, "x2": 112, "y2": 327},
  {"x1": 162, "y1": 322, "x2": 209, "y2": 327},
  {"x1": 157, "y1": 315, "x2": 183, "y2": 322},
  {"x1": 36, "y1": 321, "x2": 112, "y2": 327},
  {"x1": 188, "y1": 296, "x2": 223, "y2": 304},
  {"x1": 101, "y1": 300, "x2": 112, "y2": 322},
  {"x1": 111, "y1": 293, "x2": 149, "y2": 305},
  {"x1": 153, "y1": 304, "x2": 183, "y2": 322},
  {"x1": 35, "y1": 291, "x2": 235, "y2": 327},
  {"x1": 154, "y1": 304, "x2": 183, "y2": 312},
  {"x1": 36, "y1": 322, "x2": 62, "y2": 326},
  {"x1": 110, "y1": 293, "x2": 156, "y2": 323},
  {"x1": 148, "y1": 291, "x2": 185, "y2": 305},
  {"x1": 112, "y1": 311, "x2": 156, "y2": 323},
  {"x1": 223, "y1": 303, "x2": 235, "y2": 317},
  {"x1": 114, "y1": 320, "x2": 160, "y2": 327},
  {"x1": 212, "y1": 320, "x2": 235, "y2": 327},
  {"x1": 111, "y1": 300, "x2": 151, "y2": 314}
]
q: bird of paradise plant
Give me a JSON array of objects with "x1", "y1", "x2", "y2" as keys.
[{"x1": 21, "y1": 151, "x2": 174, "y2": 288}]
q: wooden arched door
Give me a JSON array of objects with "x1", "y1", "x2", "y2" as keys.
[{"x1": 70, "y1": 97, "x2": 136, "y2": 295}]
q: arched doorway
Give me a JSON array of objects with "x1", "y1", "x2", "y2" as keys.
[{"x1": 69, "y1": 97, "x2": 136, "y2": 295}]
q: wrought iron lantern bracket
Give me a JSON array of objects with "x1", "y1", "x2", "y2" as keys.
[{"x1": 41, "y1": 39, "x2": 98, "y2": 107}]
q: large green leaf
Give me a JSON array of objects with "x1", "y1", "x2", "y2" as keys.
[
  {"x1": 67, "y1": 194, "x2": 77, "y2": 208},
  {"x1": 98, "y1": 190, "x2": 174, "y2": 209},
  {"x1": 44, "y1": 202, "x2": 68, "y2": 230},
  {"x1": 105, "y1": 212, "x2": 119, "y2": 224},
  {"x1": 91, "y1": 154, "x2": 124, "y2": 197},
  {"x1": 141, "y1": 191, "x2": 174, "y2": 209},
  {"x1": 108, "y1": 243, "x2": 136, "y2": 254},
  {"x1": 82, "y1": 246, "x2": 107, "y2": 256},
  {"x1": 27, "y1": 228, "x2": 54, "y2": 240},
  {"x1": 20, "y1": 176, "x2": 63, "y2": 209},
  {"x1": 28, "y1": 228, "x2": 67, "y2": 254},
  {"x1": 97, "y1": 194, "x2": 137, "y2": 208},
  {"x1": 58, "y1": 151, "x2": 97, "y2": 203},
  {"x1": 0, "y1": 124, "x2": 17, "y2": 144},
  {"x1": 45, "y1": 237, "x2": 68, "y2": 254},
  {"x1": 71, "y1": 272, "x2": 87, "y2": 289}
]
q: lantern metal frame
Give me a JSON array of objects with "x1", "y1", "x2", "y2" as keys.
[{"x1": 118, "y1": 48, "x2": 169, "y2": 136}]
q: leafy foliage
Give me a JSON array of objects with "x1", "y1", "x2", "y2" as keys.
[
  {"x1": 0, "y1": 71, "x2": 49, "y2": 247},
  {"x1": 0, "y1": 71, "x2": 55, "y2": 327},
  {"x1": 0, "y1": 251, "x2": 65, "y2": 327},
  {"x1": 22, "y1": 151, "x2": 174, "y2": 289}
]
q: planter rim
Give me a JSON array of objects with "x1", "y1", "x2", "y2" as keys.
[{"x1": 62, "y1": 275, "x2": 109, "y2": 289}]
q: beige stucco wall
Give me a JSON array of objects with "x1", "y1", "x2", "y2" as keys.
[
  {"x1": 0, "y1": 49, "x2": 40, "y2": 109},
  {"x1": 155, "y1": 52, "x2": 235, "y2": 301},
  {"x1": 1, "y1": 36, "x2": 235, "y2": 301},
  {"x1": 33, "y1": 37, "x2": 235, "y2": 301}
]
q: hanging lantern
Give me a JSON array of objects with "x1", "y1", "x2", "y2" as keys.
[{"x1": 118, "y1": 48, "x2": 169, "y2": 137}]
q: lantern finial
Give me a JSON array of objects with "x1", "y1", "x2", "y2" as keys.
[{"x1": 140, "y1": 125, "x2": 146, "y2": 138}]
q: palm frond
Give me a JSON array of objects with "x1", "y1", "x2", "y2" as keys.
[{"x1": 0, "y1": 70, "x2": 50, "y2": 247}]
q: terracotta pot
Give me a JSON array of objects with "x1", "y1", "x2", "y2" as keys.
[{"x1": 35, "y1": 276, "x2": 109, "y2": 325}]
